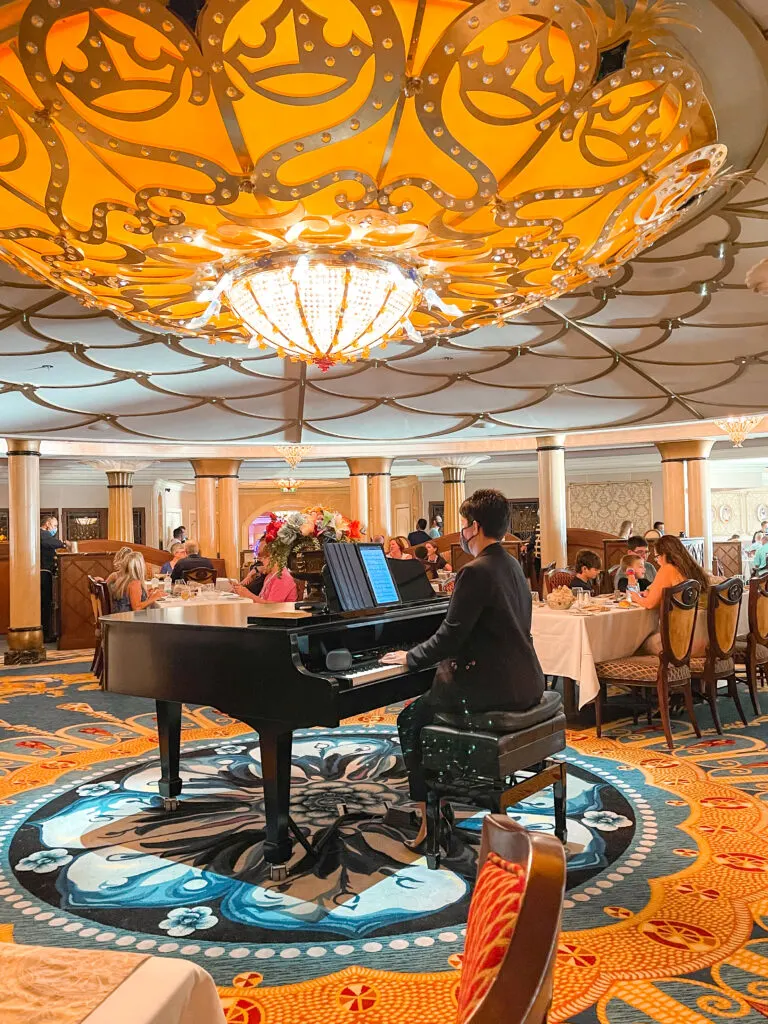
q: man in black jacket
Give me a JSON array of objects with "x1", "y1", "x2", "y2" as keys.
[
  {"x1": 40, "y1": 515, "x2": 68, "y2": 642},
  {"x1": 170, "y1": 541, "x2": 215, "y2": 582},
  {"x1": 381, "y1": 489, "x2": 544, "y2": 846}
]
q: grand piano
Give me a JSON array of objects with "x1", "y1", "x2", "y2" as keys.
[{"x1": 101, "y1": 593, "x2": 448, "y2": 877}]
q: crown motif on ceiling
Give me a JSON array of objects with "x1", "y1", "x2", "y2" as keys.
[{"x1": 0, "y1": 0, "x2": 726, "y2": 368}]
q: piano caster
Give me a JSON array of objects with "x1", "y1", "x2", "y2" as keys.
[
  {"x1": 426, "y1": 853, "x2": 439, "y2": 870},
  {"x1": 162, "y1": 797, "x2": 180, "y2": 811},
  {"x1": 269, "y1": 863, "x2": 288, "y2": 882}
]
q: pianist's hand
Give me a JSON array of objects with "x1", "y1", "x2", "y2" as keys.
[{"x1": 380, "y1": 650, "x2": 408, "y2": 666}]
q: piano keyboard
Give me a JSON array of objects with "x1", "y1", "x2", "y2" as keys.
[{"x1": 336, "y1": 644, "x2": 420, "y2": 686}]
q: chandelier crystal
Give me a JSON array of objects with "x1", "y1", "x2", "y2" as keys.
[
  {"x1": 714, "y1": 415, "x2": 765, "y2": 448},
  {"x1": 275, "y1": 445, "x2": 312, "y2": 471},
  {"x1": 0, "y1": 0, "x2": 728, "y2": 366},
  {"x1": 232, "y1": 253, "x2": 420, "y2": 369},
  {"x1": 278, "y1": 479, "x2": 300, "y2": 494}
]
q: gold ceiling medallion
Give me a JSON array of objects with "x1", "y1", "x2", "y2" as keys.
[
  {"x1": 714, "y1": 415, "x2": 765, "y2": 448},
  {"x1": 0, "y1": 0, "x2": 725, "y2": 368},
  {"x1": 275, "y1": 444, "x2": 312, "y2": 470}
]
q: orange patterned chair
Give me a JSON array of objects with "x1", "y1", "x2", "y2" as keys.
[
  {"x1": 689, "y1": 578, "x2": 745, "y2": 733},
  {"x1": 456, "y1": 815, "x2": 566, "y2": 1024}
]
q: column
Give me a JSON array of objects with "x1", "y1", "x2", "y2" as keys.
[
  {"x1": 654, "y1": 440, "x2": 706, "y2": 539},
  {"x1": 419, "y1": 456, "x2": 490, "y2": 534},
  {"x1": 216, "y1": 461, "x2": 242, "y2": 579},
  {"x1": 87, "y1": 459, "x2": 151, "y2": 542},
  {"x1": 687, "y1": 448, "x2": 714, "y2": 570},
  {"x1": 4, "y1": 439, "x2": 45, "y2": 665},
  {"x1": 191, "y1": 460, "x2": 218, "y2": 558},
  {"x1": 347, "y1": 458, "x2": 392, "y2": 539},
  {"x1": 346, "y1": 462, "x2": 370, "y2": 537},
  {"x1": 537, "y1": 435, "x2": 568, "y2": 568}
]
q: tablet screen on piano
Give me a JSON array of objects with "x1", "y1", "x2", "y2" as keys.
[{"x1": 359, "y1": 545, "x2": 400, "y2": 607}]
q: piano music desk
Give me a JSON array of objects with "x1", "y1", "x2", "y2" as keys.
[{"x1": 101, "y1": 599, "x2": 447, "y2": 878}]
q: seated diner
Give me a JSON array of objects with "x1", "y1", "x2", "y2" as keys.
[
  {"x1": 160, "y1": 541, "x2": 184, "y2": 576},
  {"x1": 387, "y1": 536, "x2": 413, "y2": 560},
  {"x1": 420, "y1": 538, "x2": 452, "y2": 580},
  {"x1": 570, "y1": 550, "x2": 601, "y2": 592},
  {"x1": 616, "y1": 552, "x2": 651, "y2": 592},
  {"x1": 615, "y1": 535, "x2": 657, "y2": 588},
  {"x1": 232, "y1": 544, "x2": 297, "y2": 603},
  {"x1": 170, "y1": 540, "x2": 215, "y2": 582},
  {"x1": 108, "y1": 551, "x2": 163, "y2": 612}
]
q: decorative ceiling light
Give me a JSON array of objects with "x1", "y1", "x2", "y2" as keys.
[
  {"x1": 0, "y1": 0, "x2": 727, "y2": 369},
  {"x1": 275, "y1": 445, "x2": 312, "y2": 471},
  {"x1": 74, "y1": 516, "x2": 98, "y2": 528},
  {"x1": 278, "y1": 479, "x2": 300, "y2": 494},
  {"x1": 714, "y1": 415, "x2": 765, "y2": 448}
]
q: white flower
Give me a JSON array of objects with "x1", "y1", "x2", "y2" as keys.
[
  {"x1": 276, "y1": 524, "x2": 298, "y2": 544},
  {"x1": 214, "y1": 744, "x2": 246, "y2": 755},
  {"x1": 158, "y1": 905, "x2": 218, "y2": 937},
  {"x1": 77, "y1": 781, "x2": 120, "y2": 798},
  {"x1": 16, "y1": 848, "x2": 73, "y2": 873},
  {"x1": 583, "y1": 810, "x2": 633, "y2": 832}
]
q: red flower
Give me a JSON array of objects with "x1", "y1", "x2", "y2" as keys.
[
  {"x1": 348, "y1": 519, "x2": 362, "y2": 541},
  {"x1": 263, "y1": 513, "x2": 282, "y2": 544}
]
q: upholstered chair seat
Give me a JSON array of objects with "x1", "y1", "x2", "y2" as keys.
[{"x1": 595, "y1": 656, "x2": 690, "y2": 684}]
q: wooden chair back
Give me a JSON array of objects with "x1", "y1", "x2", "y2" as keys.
[
  {"x1": 544, "y1": 569, "x2": 574, "y2": 595},
  {"x1": 457, "y1": 814, "x2": 566, "y2": 1024},
  {"x1": 706, "y1": 578, "x2": 744, "y2": 660},
  {"x1": 182, "y1": 566, "x2": 217, "y2": 585},
  {"x1": 538, "y1": 561, "x2": 555, "y2": 598},
  {"x1": 748, "y1": 571, "x2": 768, "y2": 646},
  {"x1": 660, "y1": 579, "x2": 701, "y2": 667}
]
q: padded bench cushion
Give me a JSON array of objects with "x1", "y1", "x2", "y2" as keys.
[
  {"x1": 422, "y1": 712, "x2": 566, "y2": 781},
  {"x1": 434, "y1": 690, "x2": 562, "y2": 733}
]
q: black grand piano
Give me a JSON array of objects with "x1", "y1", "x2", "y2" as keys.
[{"x1": 101, "y1": 544, "x2": 448, "y2": 878}]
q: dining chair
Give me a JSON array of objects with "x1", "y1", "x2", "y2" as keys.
[
  {"x1": 690, "y1": 578, "x2": 745, "y2": 733},
  {"x1": 544, "y1": 568, "x2": 575, "y2": 594},
  {"x1": 538, "y1": 561, "x2": 555, "y2": 599},
  {"x1": 732, "y1": 571, "x2": 768, "y2": 716},
  {"x1": 595, "y1": 580, "x2": 702, "y2": 750},
  {"x1": 87, "y1": 575, "x2": 112, "y2": 685},
  {"x1": 455, "y1": 815, "x2": 566, "y2": 1024},
  {"x1": 182, "y1": 566, "x2": 217, "y2": 585}
]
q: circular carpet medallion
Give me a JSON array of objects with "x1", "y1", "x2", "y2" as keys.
[{"x1": 0, "y1": 723, "x2": 675, "y2": 985}]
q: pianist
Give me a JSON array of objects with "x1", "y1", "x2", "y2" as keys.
[{"x1": 381, "y1": 488, "x2": 545, "y2": 848}]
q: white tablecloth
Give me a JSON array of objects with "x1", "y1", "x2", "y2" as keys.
[
  {"x1": 531, "y1": 605, "x2": 658, "y2": 708},
  {"x1": 83, "y1": 958, "x2": 225, "y2": 1024},
  {"x1": 155, "y1": 596, "x2": 252, "y2": 608}
]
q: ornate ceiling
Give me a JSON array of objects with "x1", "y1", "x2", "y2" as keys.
[{"x1": 0, "y1": 0, "x2": 767, "y2": 447}]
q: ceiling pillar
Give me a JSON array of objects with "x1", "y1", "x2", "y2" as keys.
[
  {"x1": 87, "y1": 459, "x2": 151, "y2": 542},
  {"x1": 4, "y1": 439, "x2": 45, "y2": 665},
  {"x1": 419, "y1": 456, "x2": 490, "y2": 534},
  {"x1": 191, "y1": 459, "x2": 242, "y2": 577},
  {"x1": 346, "y1": 461, "x2": 370, "y2": 538},
  {"x1": 537, "y1": 435, "x2": 568, "y2": 568},
  {"x1": 347, "y1": 458, "x2": 393, "y2": 540},
  {"x1": 656, "y1": 440, "x2": 715, "y2": 566}
]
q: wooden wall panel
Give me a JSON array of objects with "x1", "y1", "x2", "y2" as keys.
[{"x1": 58, "y1": 552, "x2": 114, "y2": 651}]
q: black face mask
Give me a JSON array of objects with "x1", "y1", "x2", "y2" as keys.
[{"x1": 460, "y1": 523, "x2": 476, "y2": 555}]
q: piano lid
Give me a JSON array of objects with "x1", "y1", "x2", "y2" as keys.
[{"x1": 101, "y1": 596, "x2": 448, "y2": 632}]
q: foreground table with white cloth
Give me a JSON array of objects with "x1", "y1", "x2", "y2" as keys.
[
  {"x1": 84, "y1": 957, "x2": 225, "y2": 1024},
  {"x1": 531, "y1": 604, "x2": 658, "y2": 709}
]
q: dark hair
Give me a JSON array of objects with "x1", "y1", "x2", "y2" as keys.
[
  {"x1": 460, "y1": 489, "x2": 510, "y2": 541},
  {"x1": 416, "y1": 518, "x2": 427, "y2": 530},
  {"x1": 655, "y1": 535, "x2": 708, "y2": 588},
  {"x1": 653, "y1": 521, "x2": 664, "y2": 530},
  {"x1": 414, "y1": 545, "x2": 428, "y2": 560},
  {"x1": 172, "y1": 525, "x2": 186, "y2": 539},
  {"x1": 626, "y1": 535, "x2": 648, "y2": 551},
  {"x1": 575, "y1": 550, "x2": 601, "y2": 573}
]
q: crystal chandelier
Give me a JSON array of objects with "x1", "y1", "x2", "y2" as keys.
[
  {"x1": 714, "y1": 415, "x2": 765, "y2": 448},
  {"x1": 278, "y1": 479, "x2": 300, "y2": 494},
  {"x1": 232, "y1": 253, "x2": 421, "y2": 369},
  {"x1": 0, "y1": 0, "x2": 727, "y2": 367},
  {"x1": 275, "y1": 445, "x2": 312, "y2": 471}
]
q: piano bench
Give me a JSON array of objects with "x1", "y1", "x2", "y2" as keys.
[{"x1": 420, "y1": 691, "x2": 567, "y2": 869}]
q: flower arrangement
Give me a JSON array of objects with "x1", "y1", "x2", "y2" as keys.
[{"x1": 261, "y1": 507, "x2": 363, "y2": 570}]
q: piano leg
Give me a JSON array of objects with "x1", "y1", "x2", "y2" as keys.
[
  {"x1": 156, "y1": 700, "x2": 182, "y2": 810},
  {"x1": 258, "y1": 727, "x2": 294, "y2": 876}
]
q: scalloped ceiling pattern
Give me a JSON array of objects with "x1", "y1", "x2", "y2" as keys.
[{"x1": 2, "y1": 185, "x2": 768, "y2": 445}]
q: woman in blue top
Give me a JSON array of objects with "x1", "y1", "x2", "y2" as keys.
[
  {"x1": 109, "y1": 552, "x2": 162, "y2": 612},
  {"x1": 160, "y1": 542, "x2": 184, "y2": 576}
]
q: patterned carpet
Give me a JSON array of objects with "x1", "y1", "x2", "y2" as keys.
[{"x1": 1, "y1": 657, "x2": 768, "y2": 1023}]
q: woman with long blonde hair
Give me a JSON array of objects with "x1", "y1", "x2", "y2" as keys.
[
  {"x1": 104, "y1": 545, "x2": 133, "y2": 586},
  {"x1": 109, "y1": 551, "x2": 162, "y2": 612}
]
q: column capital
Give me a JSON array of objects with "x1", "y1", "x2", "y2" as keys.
[
  {"x1": 6, "y1": 439, "x2": 41, "y2": 457},
  {"x1": 85, "y1": 458, "x2": 152, "y2": 474},
  {"x1": 655, "y1": 440, "x2": 715, "y2": 463},
  {"x1": 190, "y1": 458, "x2": 242, "y2": 479},
  {"x1": 536, "y1": 434, "x2": 566, "y2": 452},
  {"x1": 418, "y1": 455, "x2": 489, "y2": 471},
  {"x1": 346, "y1": 457, "x2": 393, "y2": 477}
]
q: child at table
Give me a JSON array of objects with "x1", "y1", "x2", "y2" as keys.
[
  {"x1": 570, "y1": 550, "x2": 601, "y2": 592},
  {"x1": 616, "y1": 553, "x2": 651, "y2": 593}
]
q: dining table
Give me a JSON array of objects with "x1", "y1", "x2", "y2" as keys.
[{"x1": 531, "y1": 602, "x2": 658, "y2": 711}]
